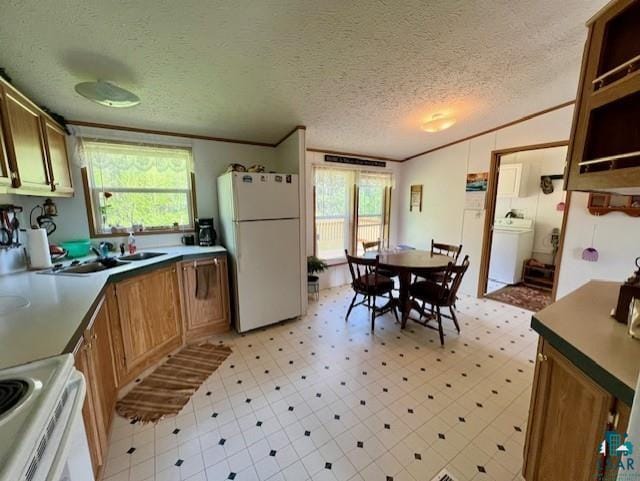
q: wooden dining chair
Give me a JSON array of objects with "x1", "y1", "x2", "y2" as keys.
[
  {"x1": 406, "y1": 255, "x2": 470, "y2": 346},
  {"x1": 362, "y1": 240, "x2": 397, "y2": 280},
  {"x1": 362, "y1": 240, "x2": 381, "y2": 252},
  {"x1": 431, "y1": 240, "x2": 463, "y2": 262},
  {"x1": 345, "y1": 250, "x2": 399, "y2": 331}
]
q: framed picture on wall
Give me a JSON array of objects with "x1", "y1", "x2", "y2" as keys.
[{"x1": 410, "y1": 185, "x2": 423, "y2": 212}]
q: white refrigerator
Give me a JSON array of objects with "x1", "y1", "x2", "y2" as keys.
[{"x1": 217, "y1": 172, "x2": 302, "y2": 332}]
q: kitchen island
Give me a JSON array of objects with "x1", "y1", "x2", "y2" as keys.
[{"x1": 523, "y1": 280, "x2": 639, "y2": 481}]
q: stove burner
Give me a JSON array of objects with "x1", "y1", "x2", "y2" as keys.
[{"x1": 0, "y1": 379, "x2": 29, "y2": 416}]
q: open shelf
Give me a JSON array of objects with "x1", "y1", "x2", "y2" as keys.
[
  {"x1": 580, "y1": 89, "x2": 640, "y2": 174},
  {"x1": 593, "y1": 0, "x2": 640, "y2": 89},
  {"x1": 587, "y1": 192, "x2": 640, "y2": 217}
]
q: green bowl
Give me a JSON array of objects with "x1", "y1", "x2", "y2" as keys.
[{"x1": 60, "y1": 239, "x2": 91, "y2": 258}]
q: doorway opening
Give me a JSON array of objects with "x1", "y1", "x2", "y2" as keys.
[{"x1": 478, "y1": 141, "x2": 571, "y2": 311}]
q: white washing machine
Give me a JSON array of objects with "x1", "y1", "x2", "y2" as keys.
[{"x1": 489, "y1": 217, "x2": 534, "y2": 285}]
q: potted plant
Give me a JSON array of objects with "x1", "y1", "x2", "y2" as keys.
[{"x1": 307, "y1": 255, "x2": 328, "y2": 282}]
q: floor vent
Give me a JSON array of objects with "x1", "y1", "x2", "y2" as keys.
[{"x1": 430, "y1": 469, "x2": 458, "y2": 481}]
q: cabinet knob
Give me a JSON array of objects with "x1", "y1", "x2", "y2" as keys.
[{"x1": 537, "y1": 353, "x2": 548, "y2": 362}]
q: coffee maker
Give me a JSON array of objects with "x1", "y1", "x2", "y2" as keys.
[{"x1": 195, "y1": 218, "x2": 216, "y2": 246}]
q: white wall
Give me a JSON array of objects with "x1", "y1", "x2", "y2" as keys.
[
  {"x1": 556, "y1": 192, "x2": 640, "y2": 298},
  {"x1": 13, "y1": 126, "x2": 277, "y2": 246},
  {"x1": 305, "y1": 150, "x2": 402, "y2": 289},
  {"x1": 496, "y1": 147, "x2": 567, "y2": 264},
  {"x1": 274, "y1": 129, "x2": 308, "y2": 313},
  {"x1": 396, "y1": 105, "x2": 575, "y2": 295}
]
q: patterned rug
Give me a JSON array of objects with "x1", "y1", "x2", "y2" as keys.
[
  {"x1": 485, "y1": 283, "x2": 552, "y2": 312},
  {"x1": 116, "y1": 342, "x2": 232, "y2": 423}
]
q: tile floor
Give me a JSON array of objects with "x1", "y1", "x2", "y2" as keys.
[{"x1": 103, "y1": 286, "x2": 537, "y2": 481}]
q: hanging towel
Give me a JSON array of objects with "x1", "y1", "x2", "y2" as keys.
[{"x1": 195, "y1": 264, "x2": 217, "y2": 299}]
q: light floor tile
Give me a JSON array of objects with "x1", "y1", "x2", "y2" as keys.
[{"x1": 105, "y1": 286, "x2": 537, "y2": 481}]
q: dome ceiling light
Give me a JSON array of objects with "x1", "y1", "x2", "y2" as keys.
[
  {"x1": 421, "y1": 113, "x2": 456, "y2": 133},
  {"x1": 74, "y1": 80, "x2": 140, "y2": 108}
]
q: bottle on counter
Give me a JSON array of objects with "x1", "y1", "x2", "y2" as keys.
[{"x1": 127, "y1": 232, "x2": 137, "y2": 254}]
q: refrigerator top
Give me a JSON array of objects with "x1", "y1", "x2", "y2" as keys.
[{"x1": 221, "y1": 172, "x2": 300, "y2": 221}]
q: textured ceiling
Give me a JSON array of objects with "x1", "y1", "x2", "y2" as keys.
[{"x1": 0, "y1": 0, "x2": 608, "y2": 159}]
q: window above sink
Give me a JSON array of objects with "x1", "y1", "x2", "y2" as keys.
[{"x1": 81, "y1": 139, "x2": 195, "y2": 237}]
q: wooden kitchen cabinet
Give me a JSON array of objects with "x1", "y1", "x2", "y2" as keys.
[
  {"x1": 1, "y1": 85, "x2": 50, "y2": 192},
  {"x1": 179, "y1": 255, "x2": 230, "y2": 341},
  {"x1": 113, "y1": 265, "x2": 183, "y2": 383},
  {"x1": 566, "y1": 0, "x2": 640, "y2": 192},
  {"x1": 41, "y1": 116, "x2": 73, "y2": 194},
  {"x1": 523, "y1": 340, "x2": 614, "y2": 481},
  {"x1": 0, "y1": 78, "x2": 73, "y2": 196},
  {"x1": 0, "y1": 93, "x2": 12, "y2": 189},
  {"x1": 73, "y1": 295, "x2": 118, "y2": 479}
]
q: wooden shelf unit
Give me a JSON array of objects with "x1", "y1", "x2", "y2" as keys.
[
  {"x1": 566, "y1": 0, "x2": 640, "y2": 192},
  {"x1": 587, "y1": 192, "x2": 640, "y2": 216},
  {"x1": 522, "y1": 260, "x2": 556, "y2": 292}
]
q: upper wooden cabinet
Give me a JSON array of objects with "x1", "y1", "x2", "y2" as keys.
[
  {"x1": 2, "y1": 86, "x2": 50, "y2": 192},
  {"x1": 179, "y1": 255, "x2": 230, "y2": 341},
  {"x1": 0, "y1": 79, "x2": 73, "y2": 196},
  {"x1": 42, "y1": 117, "x2": 73, "y2": 194},
  {"x1": 566, "y1": 0, "x2": 640, "y2": 192},
  {"x1": 0, "y1": 94, "x2": 12, "y2": 188}
]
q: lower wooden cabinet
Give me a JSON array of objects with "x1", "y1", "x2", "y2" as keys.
[
  {"x1": 179, "y1": 255, "x2": 230, "y2": 341},
  {"x1": 523, "y1": 340, "x2": 620, "y2": 481},
  {"x1": 76, "y1": 257, "x2": 230, "y2": 477},
  {"x1": 111, "y1": 264, "x2": 183, "y2": 384},
  {"x1": 73, "y1": 295, "x2": 117, "y2": 479}
]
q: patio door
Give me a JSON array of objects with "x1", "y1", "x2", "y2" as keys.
[{"x1": 355, "y1": 172, "x2": 392, "y2": 255}]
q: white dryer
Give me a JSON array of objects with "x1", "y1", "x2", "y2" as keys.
[{"x1": 489, "y1": 218, "x2": 534, "y2": 285}]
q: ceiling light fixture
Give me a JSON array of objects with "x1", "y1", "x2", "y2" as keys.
[
  {"x1": 74, "y1": 80, "x2": 140, "y2": 108},
  {"x1": 421, "y1": 113, "x2": 456, "y2": 133}
]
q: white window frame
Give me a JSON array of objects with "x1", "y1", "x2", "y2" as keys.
[
  {"x1": 313, "y1": 164, "x2": 393, "y2": 261},
  {"x1": 82, "y1": 139, "x2": 195, "y2": 236}
]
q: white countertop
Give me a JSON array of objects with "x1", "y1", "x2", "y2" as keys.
[{"x1": 0, "y1": 245, "x2": 226, "y2": 370}]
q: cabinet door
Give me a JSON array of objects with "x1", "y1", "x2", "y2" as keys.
[
  {"x1": 0, "y1": 92, "x2": 12, "y2": 188},
  {"x1": 74, "y1": 338, "x2": 104, "y2": 477},
  {"x1": 42, "y1": 117, "x2": 73, "y2": 194},
  {"x1": 115, "y1": 265, "x2": 183, "y2": 375},
  {"x1": 88, "y1": 296, "x2": 118, "y2": 451},
  {"x1": 2, "y1": 88, "x2": 50, "y2": 191},
  {"x1": 497, "y1": 163, "x2": 522, "y2": 198},
  {"x1": 523, "y1": 341, "x2": 613, "y2": 481},
  {"x1": 180, "y1": 256, "x2": 230, "y2": 340}
]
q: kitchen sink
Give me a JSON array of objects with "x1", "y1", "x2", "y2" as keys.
[
  {"x1": 39, "y1": 259, "x2": 130, "y2": 276},
  {"x1": 119, "y1": 252, "x2": 166, "y2": 261}
]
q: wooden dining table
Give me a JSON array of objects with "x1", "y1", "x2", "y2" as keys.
[{"x1": 364, "y1": 249, "x2": 453, "y2": 328}]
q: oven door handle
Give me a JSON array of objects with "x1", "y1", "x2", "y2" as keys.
[{"x1": 45, "y1": 371, "x2": 90, "y2": 481}]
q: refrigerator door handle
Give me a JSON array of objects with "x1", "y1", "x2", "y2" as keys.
[{"x1": 235, "y1": 222, "x2": 240, "y2": 271}]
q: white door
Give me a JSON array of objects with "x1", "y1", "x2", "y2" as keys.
[
  {"x1": 233, "y1": 173, "x2": 299, "y2": 221},
  {"x1": 235, "y1": 218, "x2": 301, "y2": 331}
]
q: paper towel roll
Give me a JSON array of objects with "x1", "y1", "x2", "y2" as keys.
[{"x1": 27, "y1": 228, "x2": 52, "y2": 269}]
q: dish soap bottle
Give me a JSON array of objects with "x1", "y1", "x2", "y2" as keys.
[{"x1": 127, "y1": 232, "x2": 137, "y2": 254}]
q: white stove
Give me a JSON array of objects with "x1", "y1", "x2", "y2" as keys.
[{"x1": 0, "y1": 354, "x2": 92, "y2": 481}]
